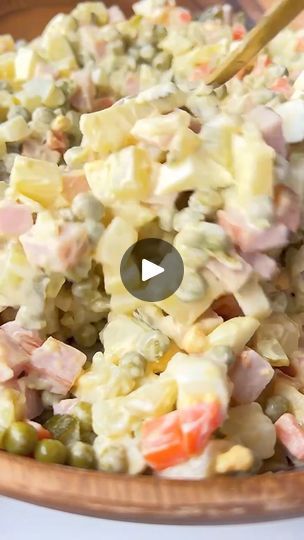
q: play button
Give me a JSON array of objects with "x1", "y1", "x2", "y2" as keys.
[
  {"x1": 142, "y1": 259, "x2": 164, "y2": 282},
  {"x1": 120, "y1": 238, "x2": 184, "y2": 302}
]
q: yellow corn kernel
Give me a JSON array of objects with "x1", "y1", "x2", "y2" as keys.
[
  {"x1": 181, "y1": 325, "x2": 208, "y2": 354},
  {"x1": 215, "y1": 445, "x2": 254, "y2": 474},
  {"x1": 51, "y1": 114, "x2": 72, "y2": 133},
  {"x1": 148, "y1": 342, "x2": 180, "y2": 374}
]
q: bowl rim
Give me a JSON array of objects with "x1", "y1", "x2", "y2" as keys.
[{"x1": 1, "y1": 450, "x2": 304, "y2": 524}]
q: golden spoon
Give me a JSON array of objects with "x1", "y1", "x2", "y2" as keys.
[{"x1": 206, "y1": 0, "x2": 304, "y2": 87}]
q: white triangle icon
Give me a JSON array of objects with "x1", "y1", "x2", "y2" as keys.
[{"x1": 141, "y1": 259, "x2": 165, "y2": 282}]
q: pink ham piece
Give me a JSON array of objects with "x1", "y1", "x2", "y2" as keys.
[
  {"x1": 22, "y1": 139, "x2": 60, "y2": 163},
  {"x1": 0, "y1": 329, "x2": 29, "y2": 382},
  {"x1": 229, "y1": 348, "x2": 274, "y2": 404},
  {"x1": 78, "y1": 26, "x2": 107, "y2": 61},
  {"x1": 17, "y1": 378, "x2": 43, "y2": 420},
  {"x1": 218, "y1": 209, "x2": 289, "y2": 253},
  {"x1": 125, "y1": 73, "x2": 140, "y2": 96},
  {"x1": 275, "y1": 413, "x2": 304, "y2": 460},
  {"x1": 27, "y1": 420, "x2": 52, "y2": 439},
  {"x1": 53, "y1": 398, "x2": 79, "y2": 415},
  {"x1": 247, "y1": 106, "x2": 287, "y2": 158},
  {"x1": 274, "y1": 184, "x2": 301, "y2": 233},
  {"x1": 206, "y1": 257, "x2": 252, "y2": 293},
  {"x1": 20, "y1": 222, "x2": 89, "y2": 273},
  {"x1": 92, "y1": 96, "x2": 115, "y2": 112},
  {"x1": 108, "y1": 5, "x2": 126, "y2": 22},
  {"x1": 29, "y1": 337, "x2": 86, "y2": 394},
  {"x1": 62, "y1": 169, "x2": 90, "y2": 203},
  {"x1": 46, "y1": 130, "x2": 69, "y2": 154},
  {"x1": 0, "y1": 203, "x2": 33, "y2": 236},
  {"x1": 241, "y1": 252, "x2": 278, "y2": 280},
  {"x1": 1, "y1": 321, "x2": 43, "y2": 354},
  {"x1": 71, "y1": 69, "x2": 96, "y2": 112}
]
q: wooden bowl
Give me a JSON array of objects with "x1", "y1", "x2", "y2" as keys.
[{"x1": 1, "y1": 0, "x2": 304, "y2": 525}]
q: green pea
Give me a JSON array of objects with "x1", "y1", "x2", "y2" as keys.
[
  {"x1": 32, "y1": 106, "x2": 55, "y2": 125},
  {"x1": 72, "y1": 402, "x2": 92, "y2": 433},
  {"x1": 72, "y1": 192, "x2": 104, "y2": 222},
  {"x1": 45, "y1": 415, "x2": 80, "y2": 445},
  {"x1": 34, "y1": 439, "x2": 67, "y2": 464},
  {"x1": 67, "y1": 441, "x2": 95, "y2": 469},
  {"x1": 265, "y1": 396, "x2": 289, "y2": 423},
  {"x1": 4, "y1": 422, "x2": 38, "y2": 456}
]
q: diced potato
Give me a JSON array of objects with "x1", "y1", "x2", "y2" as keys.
[
  {"x1": 112, "y1": 201, "x2": 155, "y2": 228},
  {"x1": 15, "y1": 47, "x2": 38, "y2": 81},
  {"x1": 0, "y1": 138, "x2": 6, "y2": 158},
  {"x1": 235, "y1": 279, "x2": 272, "y2": 320},
  {"x1": 164, "y1": 351, "x2": 230, "y2": 411},
  {"x1": 0, "y1": 389, "x2": 25, "y2": 431},
  {"x1": 0, "y1": 90, "x2": 14, "y2": 121},
  {"x1": 157, "y1": 270, "x2": 224, "y2": 326},
  {"x1": 131, "y1": 109, "x2": 190, "y2": 149},
  {"x1": 207, "y1": 317, "x2": 260, "y2": 355},
  {"x1": 10, "y1": 155, "x2": 62, "y2": 207},
  {"x1": 80, "y1": 101, "x2": 146, "y2": 154},
  {"x1": 0, "y1": 116, "x2": 31, "y2": 142},
  {"x1": 0, "y1": 241, "x2": 36, "y2": 307},
  {"x1": 155, "y1": 147, "x2": 233, "y2": 196},
  {"x1": 0, "y1": 35, "x2": 15, "y2": 54},
  {"x1": 201, "y1": 114, "x2": 239, "y2": 171},
  {"x1": 71, "y1": 2, "x2": 108, "y2": 25},
  {"x1": 232, "y1": 128, "x2": 275, "y2": 205},
  {"x1": 41, "y1": 33, "x2": 77, "y2": 73},
  {"x1": 274, "y1": 378, "x2": 304, "y2": 425},
  {"x1": 95, "y1": 216, "x2": 137, "y2": 267},
  {"x1": 22, "y1": 78, "x2": 65, "y2": 110},
  {"x1": 276, "y1": 100, "x2": 304, "y2": 143},
  {"x1": 221, "y1": 403, "x2": 276, "y2": 460},
  {"x1": 85, "y1": 146, "x2": 151, "y2": 206},
  {"x1": 0, "y1": 52, "x2": 15, "y2": 81}
]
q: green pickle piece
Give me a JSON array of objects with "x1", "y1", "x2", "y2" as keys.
[
  {"x1": 45, "y1": 414, "x2": 80, "y2": 445},
  {"x1": 4, "y1": 422, "x2": 38, "y2": 456},
  {"x1": 34, "y1": 439, "x2": 67, "y2": 465},
  {"x1": 67, "y1": 441, "x2": 96, "y2": 469}
]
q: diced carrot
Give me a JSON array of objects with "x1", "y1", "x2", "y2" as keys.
[
  {"x1": 275, "y1": 413, "x2": 304, "y2": 460},
  {"x1": 296, "y1": 37, "x2": 304, "y2": 53},
  {"x1": 142, "y1": 402, "x2": 221, "y2": 471},
  {"x1": 142, "y1": 410, "x2": 186, "y2": 471},
  {"x1": 178, "y1": 9, "x2": 192, "y2": 23},
  {"x1": 190, "y1": 63, "x2": 212, "y2": 81},
  {"x1": 270, "y1": 77, "x2": 293, "y2": 99},
  {"x1": 232, "y1": 24, "x2": 246, "y2": 41},
  {"x1": 179, "y1": 402, "x2": 221, "y2": 455},
  {"x1": 212, "y1": 295, "x2": 243, "y2": 320},
  {"x1": 27, "y1": 421, "x2": 53, "y2": 440}
]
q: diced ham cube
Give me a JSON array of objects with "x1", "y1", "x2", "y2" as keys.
[
  {"x1": 241, "y1": 252, "x2": 278, "y2": 280},
  {"x1": 0, "y1": 329, "x2": 29, "y2": 382},
  {"x1": 62, "y1": 170, "x2": 90, "y2": 203},
  {"x1": 71, "y1": 69, "x2": 95, "y2": 113},
  {"x1": 78, "y1": 26, "x2": 107, "y2": 61},
  {"x1": 46, "y1": 130, "x2": 69, "y2": 154},
  {"x1": 22, "y1": 139, "x2": 60, "y2": 163},
  {"x1": 0, "y1": 203, "x2": 33, "y2": 236},
  {"x1": 17, "y1": 378, "x2": 44, "y2": 420},
  {"x1": 53, "y1": 398, "x2": 79, "y2": 415},
  {"x1": 21, "y1": 222, "x2": 89, "y2": 273},
  {"x1": 230, "y1": 348, "x2": 274, "y2": 404},
  {"x1": 125, "y1": 73, "x2": 140, "y2": 96},
  {"x1": 34, "y1": 61, "x2": 58, "y2": 79},
  {"x1": 1, "y1": 321, "x2": 43, "y2": 354},
  {"x1": 218, "y1": 209, "x2": 289, "y2": 253},
  {"x1": 275, "y1": 413, "x2": 304, "y2": 461},
  {"x1": 247, "y1": 106, "x2": 287, "y2": 158},
  {"x1": 29, "y1": 337, "x2": 86, "y2": 394},
  {"x1": 206, "y1": 257, "x2": 252, "y2": 293},
  {"x1": 274, "y1": 184, "x2": 301, "y2": 233},
  {"x1": 92, "y1": 96, "x2": 115, "y2": 112}
]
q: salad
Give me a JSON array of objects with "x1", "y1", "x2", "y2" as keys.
[{"x1": 0, "y1": 0, "x2": 303, "y2": 479}]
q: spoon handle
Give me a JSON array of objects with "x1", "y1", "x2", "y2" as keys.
[{"x1": 206, "y1": 0, "x2": 304, "y2": 87}]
